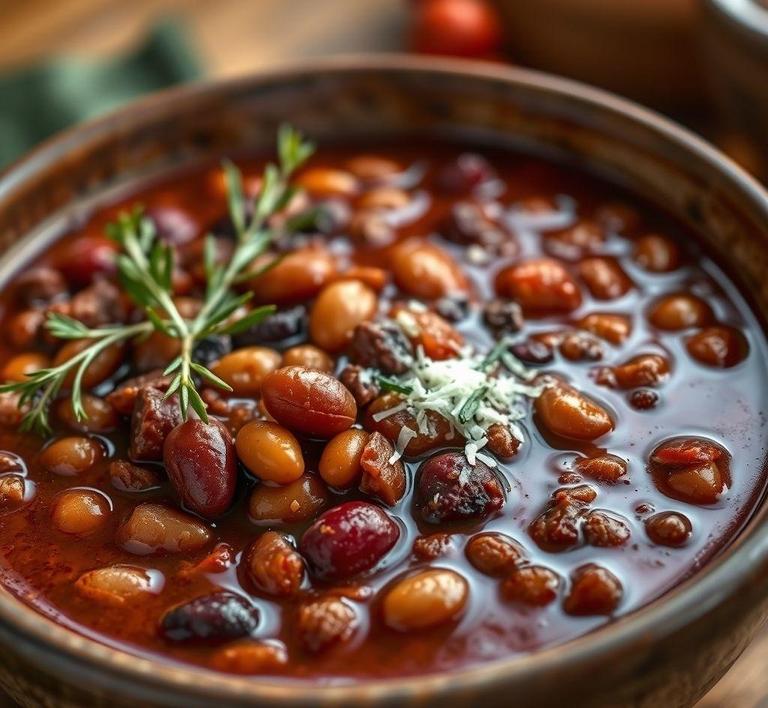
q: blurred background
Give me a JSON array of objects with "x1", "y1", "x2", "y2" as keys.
[{"x1": 0, "y1": 0, "x2": 767, "y2": 705}]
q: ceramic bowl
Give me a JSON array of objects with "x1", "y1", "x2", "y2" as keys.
[{"x1": 1, "y1": 56, "x2": 768, "y2": 708}]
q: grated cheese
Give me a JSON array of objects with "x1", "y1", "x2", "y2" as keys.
[{"x1": 389, "y1": 426, "x2": 418, "y2": 464}]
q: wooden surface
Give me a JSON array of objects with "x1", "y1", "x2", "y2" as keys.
[{"x1": 0, "y1": 1, "x2": 765, "y2": 705}]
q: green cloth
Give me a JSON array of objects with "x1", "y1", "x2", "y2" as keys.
[{"x1": 0, "y1": 21, "x2": 201, "y2": 168}]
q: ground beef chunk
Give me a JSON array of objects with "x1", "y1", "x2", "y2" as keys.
[
  {"x1": 359, "y1": 432, "x2": 407, "y2": 506},
  {"x1": 348, "y1": 321, "x2": 413, "y2": 375},
  {"x1": 109, "y1": 460, "x2": 162, "y2": 492},
  {"x1": 107, "y1": 371, "x2": 170, "y2": 416},
  {"x1": 129, "y1": 386, "x2": 182, "y2": 461},
  {"x1": 339, "y1": 365, "x2": 380, "y2": 407}
]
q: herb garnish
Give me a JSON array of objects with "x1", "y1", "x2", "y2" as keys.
[{"x1": 0, "y1": 125, "x2": 315, "y2": 434}]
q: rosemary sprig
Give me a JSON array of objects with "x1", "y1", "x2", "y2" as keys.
[
  {"x1": 375, "y1": 374, "x2": 413, "y2": 396},
  {"x1": 0, "y1": 124, "x2": 315, "y2": 434}
]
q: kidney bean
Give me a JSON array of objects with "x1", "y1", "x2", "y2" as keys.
[
  {"x1": 349, "y1": 320, "x2": 414, "y2": 375},
  {"x1": 648, "y1": 293, "x2": 714, "y2": 331},
  {"x1": 309, "y1": 280, "x2": 378, "y2": 352},
  {"x1": 501, "y1": 566, "x2": 560, "y2": 606},
  {"x1": 75, "y1": 565, "x2": 158, "y2": 606},
  {"x1": 210, "y1": 347, "x2": 281, "y2": 397},
  {"x1": 296, "y1": 167, "x2": 359, "y2": 197},
  {"x1": 1, "y1": 352, "x2": 49, "y2": 383},
  {"x1": 495, "y1": 258, "x2": 582, "y2": 313},
  {"x1": 236, "y1": 421, "x2": 304, "y2": 485},
  {"x1": 109, "y1": 460, "x2": 161, "y2": 492},
  {"x1": 573, "y1": 454, "x2": 628, "y2": 483},
  {"x1": 117, "y1": 503, "x2": 211, "y2": 554},
  {"x1": 412, "y1": 532, "x2": 454, "y2": 561},
  {"x1": 261, "y1": 366, "x2": 357, "y2": 439},
  {"x1": 51, "y1": 489, "x2": 111, "y2": 535},
  {"x1": 54, "y1": 339, "x2": 123, "y2": 389},
  {"x1": 39, "y1": 436, "x2": 101, "y2": 476},
  {"x1": 645, "y1": 511, "x2": 693, "y2": 547},
  {"x1": 248, "y1": 247, "x2": 336, "y2": 305},
  {"x1": 243, "y1": 531, "x2": 305, "y2": 597},
  {"x1": 56, "y1": 394, "x2": 118, "y2": 433},
  {"x1": 297, "y1": 597, "x2": 358, "y2": 653},
  {"x1": 319, "y1": 429, "x2": 369, "y2": 489},
  {"x1": 382, "y1": 568, "x2": 468, "y2": 632},
  {"x1": 248, "y1": 474, "x2": 328, "y2": 524},
  {"x1": 578, "y1": 257, "x2": 633, "y2": 300},
  {"x1": 281, "y1": 344, "x2": 334, "y2": 373},
  {"x1": 359, "y1": 432, "x2": 407, "y2": 506},
  {"x1": 603, "y1": 353, "x2": 671, "y2": 389},
  {"x1": 129, "y1": 387, "x2": 182, "y2": 462},
  {"x1": 55, "y1": 235, "x2": 118, "y2": 287},
  {"x1": 390, "y1": 239, "x2": 469, "y2": 299},
  {"x1": 633, "y1": 233, "x2": 681, "y2": 272},
  {"x1": 564, "y1": 564, "x2": 623, "y2": 616},
  {"x1": 164, "y1": 419, "x2": 237, "y2": 518},
  {"x1": 465, "y1": 532, "x2": 525, "y2": 576},
  {"x1": 686, "y1": 326, "x2": 749, "y2": 368},
  {"x1": 160, "y1": 592, "x2": 259, "y2": 643},
  {"x1": 535, "y1": 382, "x2": 613, "y2": 441},
  {"x1": 300, "y1": 501, "x2": 400, "y2": 581},
  {"x1": 583, "y1": 511, "x2": 631, "y2": 547},
  {"x1": 211, "y1": 640, "x2": 288, "y2": 674},
  {"x1": 417, "y1": 451, "x2": 505, "y2": 523},
  {"x1": 575, "y1": 312, "x2": 632, "y2": 345}
]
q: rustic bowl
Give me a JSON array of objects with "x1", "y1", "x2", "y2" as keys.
[
  {"x1": 1, "y1": 56, "x2": 768, "y2": 708},
  {"x1": 702, "y1": 0, "x2": 768, "y2": 180}
]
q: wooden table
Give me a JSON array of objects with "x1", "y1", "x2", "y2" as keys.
[{"x1": 0, "y1": 1, "x2": 765, "y2": 705}]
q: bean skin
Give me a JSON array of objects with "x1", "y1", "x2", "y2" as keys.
[{"x1": 382, "y1": 568, "x2": 468, "y2": 631}]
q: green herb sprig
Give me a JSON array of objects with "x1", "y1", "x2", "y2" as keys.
[{"x1": 0, "y1": 124, "x2": 314, "y2": 434}]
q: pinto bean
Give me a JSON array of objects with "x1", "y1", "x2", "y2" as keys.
[
  {"x1": 535, "y1": 382, "x2": 613, "y2": 441},
  {"x1": 13, "y1": 267, "x2": 67, "y2": 306},
  {"x1": 261, "y1": 366, "x2": 356, "y2": 439},
  {"x1": 382, "y1": 569, "x2": 468, "y2": 631},
  {"x1": 39, "y1": 436, "x2": 102, "y2": 476},
  {"x1": 248, "y1": 474, "x2": 328, "y2": 524},
  {"x1": 53, "y1": 340, "x2": 122, "y2": 389},
  {"x1": 0, "y1": 474, "x2": 31, "y2": 511},
  {"x1": 648, "y1": 294, "x2": 714, "y2": 331},
  {"x1": 236, "y1": 420, "x2": 304, "y2": 485},
  {"x1": 75, "y1": 565, "x2": 158, "y2": 606},
  {"x1": 564, "y1": 564, "x2": 623, "y2": 616},
  {"x1": 243, "y1": 531, "x2": 305, "y2": 597},
  {"x1": 249, "y1": 248, "x2": 336, "y2": 305},
  {"x1": 117, "y1": 503, "x2": 211, "y2": 554},
  {"x1": 281, "y1": 345, "x2": 334, "y2": 372},
  {"x1": 56, "y1": 394, "x2": 118, "y2": 433},
  {"x1": 486, "y1": 423, "x2": 521, "y2": 459},
  {"x1": 51, "y1": 489, "x2": 111, "y2": 535},
  {"x1": 502, "y1": 566, "x2": 560, "y2": 606},
  {"x1": 544, "y1": 220, "x2": 604, "y2": 260},
  {"x1": 210, "y1": 347, "x2": 281, "y2": 397},
  {"x1": 390, "y1": 239, "x2": 469, "y2": 299},
  {"x1": 578, "y1": 257, "x2": 633, "y2": 300},
  {"x1": 465, "y1": 532, "x2": 525, "y2": 576},
  {"x1": 1, "y1": 352, "x2": 49, "y2": 383},
  {"x1": 319, "y1": 429, "x2": 369, "y2": 489},
  {"x1": 210, "y1": 640, "x2": 288, "y2": 674},
  {"x1": 412, "y1": 532, "x2": 454, "y2": 561},
  {"x1": 309, "y1": 280, "x2": 378, "y2": 352},
  {"x1": 296, "y1": 167, "x2": 359, "y2": 197},
  {"x1": 495, "y1": 258, "x2": 582, "y2": 313},
  {"x1": 583, "y1": 511, "x2": 631, "y2": 547},
  {"x1": 55, "y1": 236, "x2": 117, "y2": 286}
]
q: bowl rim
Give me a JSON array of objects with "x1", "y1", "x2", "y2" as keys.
[
  {"x1": 2, "y1": 53, "x2": 768, "y2": 704},
  {"x1": 707, "y1": 0, "x2": 768, "y2": 41}
]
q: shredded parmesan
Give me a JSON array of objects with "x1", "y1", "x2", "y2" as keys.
[{"x1": 390, "y1": 427, "x2": 418, "y2": 464}]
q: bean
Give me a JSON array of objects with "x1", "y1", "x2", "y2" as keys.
[
  {"x1": 346, "y1": 155, "x2": 403, "y2": 182},
  {"x1": 575, "y1": 312, "x2": 631, "y2": 345},
  {"x1": 412, "y1": 533, "x2": 454, "y2": 561},
  {"x1": 1, "y1": 352, "x2": 49, "y2": 383},
  {"x1": 39, "y1": 436, "x2": 102, "y2": 476},
  {"x1": 116, "y1": 503, "x2": 211, "y2": 554},
  {"x1": 52, "y1": 488, "x2": 111, "y2": 535},
  {"x1": 335, "y1": 265, "x2": 389, "y2": 293},
  {"x1": 13, "y1": 266, "x2": 67, "y2": 306},
  {"x1": 281, "y1": 344, "x2": 333, "y2": 373},
  {"x1": 243, "y1": 531, "x2": 304, "y2": 597},
  {"x1": 465, "y1": 532, "x2": 525, "y2": 576},
  {"x1": 236, "y1": 420, "x2": 304, "y2": 485},
  {"x1": 160, "y1": 592, "x2": 259, "y2": 643},
  {"x1": 309, "y1": 280, "x2": 378, "y2": 352},
  {"x1": 686, "y1": 326, "x2": 749, "y2": 368},
  {"x1": 210, "y1": 640, "x2": 288, "y2": 674},
  {"x1": 578, "y1": 257, "x2": 633, "y2": 300},
  {"x1": 495, "y1": 258, "x2": 582, "y2": 313},
  {"x1": 300, "y1": 501, "x2": 400, "y2": 581},
  {"x1": 649, "y1": 437, "x2": 729, "y2": 504},
  {"x1": 319, "y1": 429, "x2": 369, "y2": 489},
  {"x1": 359, "y1": 186, "x2": 410, "y2": 210},
  {"x1": 297, "y1": 597, "x2": 358, "y2": 653},
  {"x1": 164, "y1": 419, "x2": 237, "y2": 518},
  {"x1": 249, "y1": 247, "x2": 336, "y2": 305},
  {"x1": 8, "y1": 309, "x2": 45, "y2": 349},
  {"x1": 629, "y1": 389, "x2": 660, "y2": 410},
  {"x1": 564, "y1": 564, "x2": 623, "y2": 616},
  {"x1": 645, "y1": 511, "x2": 692, "y2": 547},
  {"x1": 545, "y1": 220, "x2": 604, "y2": 260},
  {"x1": 648, "y1": 293, "x2": 714, "y2": 331},
  {"x1": 573, "y1": 454, "x2": 628, "y2": 483},
  {"x1": 535, "y1": 382, "x2": 613, "y2": 441},
  {"x1": 75, "y1": 565, "x2": 158, "y2": 606},
  {"x1": 0, "y1": 474, "x2": 31, "y2": 511},
  {"x1": 261, "y1": 366, "x2": 357, "y2": 438},
  {"x1": 296, "y1": 167, "x2": 359, "y2": 197},
  {"x1": 54, "y1": 340, "x2": 122, "y2": 389},
  {"x1": 633, "y1": 233, "x2": 680, "y2": 272},
  {"x1": 382, "y1": 568, "x2": 468, "y2": 631},
  {"x1": 417, "y1": 451, "x2": 505, "y2": 523},
  {"x1": 390, "y1": 306, "x2": 464, "y2": 360},
  {"x1": 55, "y1": 394, "x2": 117, "y2": 433},
  {"x1": 248, "y1": 474, "x2": 328, "y2": 524},
  {"x1": 55, "y1": 235, "x2": 118, "y2": 286},
  {"x1": 390, "y1": 239, "x2": 469, "y2": 299},
  {"x1": 583, "y1": 511, "x2": 631, "y2": 547},
  {"x1": 607, "y1": 353, "x2": 671, "y2": 389},
  {"x1": 211, "y1": 347, "x2": 281, "y2": 397},
  {"x1": 501, "y1": 566, "x2": 560, "y2": 606}
]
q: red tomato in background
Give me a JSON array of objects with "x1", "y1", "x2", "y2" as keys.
[{"x1": 408, "y1": 0, "x2": 503, "y2": 59}]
